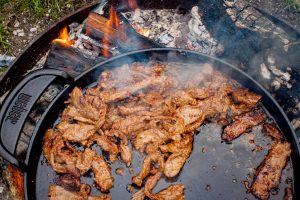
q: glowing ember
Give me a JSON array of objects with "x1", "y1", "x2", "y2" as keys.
[
  {"x1": 103, "y1": 6, "x2": 120, "y2": 58},
  {"x1": 53, "y1": 27, "x2": 74, "y2": 46},
  {"x1": 7, "y1": 165, "x2": 24, "y2": 198},
  {"x1": 128, "y1": 0, "x2": 138, "y2": 11}
]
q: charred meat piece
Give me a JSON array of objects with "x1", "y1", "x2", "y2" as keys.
[
  {"x1": 231, "y1": 88, "x2": 261, "y2": 107},
  {"x1": 155, "y1": 184, "x2": 185, "y2": 200},
  {"x1": 48, "y1": 185, "x2": 111, "y2": 200},
  {"x1": 250, "y1": 141, "x2": 291, "y2": 200},
  {"x1": 132, "y1": 152, "x2": 164, "y2": 187},
  {"x1": 263, "y1": 123, "x2": 283, "y2": 140},
  {"x1": 222, "y1": 109, "x2": 266, "y2": 142},
  {"x1": 57, "y1": 122, "x2": 96, "y2": 146},
  {"x1": 91, "y1": 156, "x2": 114, "y2": 192},
  {"x1": 55, "y1": 174, "x2": 81, "y2": 192}
]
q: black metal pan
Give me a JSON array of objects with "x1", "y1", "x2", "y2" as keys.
[{"x1": 0, "y1": 48, "x2": 299, "y2": 200}]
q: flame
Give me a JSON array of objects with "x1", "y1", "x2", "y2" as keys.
[
  {"x1": 103, "y1": 6, "x2": 120, "y2": 58},
  {"x1": 53, "y1": 27, "x2": 74, "y2": 46},
  {"x1": 137, "y1": 28, "x2": 150, "y2": 37},
  {"x1": 128, "y1": 0, "x2": 138, "y2": 10}
]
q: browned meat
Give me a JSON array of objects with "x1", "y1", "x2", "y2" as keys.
[
  {"x1": 144, "y1": 172, "x2": 163, "y2": 199},
  {"x1": 263, "y1": 123, "x2": 283, "y2": 140},
  {"x1": 43, "y1": 129, "x2": 80, "y2": 175},
  {"x1": 120, "y1": 143, "x2": 132, "y2": 166},
  {"x1": 89, "y1": 134, "x2": 119, "y2": 162},
  {"x1": 250, "y1": 141, "x2": 291, "y2": 200},
  {"x1": 186, "y1": 87, "x2": 214, "y2": 100},
  {"x1": 48, "y1": 185, "x2": 111, "y2": 200},
  {"x1": 162, "y1": 134, "x2": 193, "y2": 178},
  {"x1": 133, "y1": 129, "x2": 169, "y2": 152},
  {"x1": 112, "y1": 115, "x2": 151, "y2": 136},
  {"x1": 132, "y1": 152, "x2": 164, "y2": 187},
  {"x1": 91, "y1": 156, "x2": 114, "y2": 192},
  {"x1": 55, "y1": 174, "x2": 81, "y2": 192},
  {"x1": 76, "y1": 149, "x2": 96, "y2": 174},
  {"x1": 222, "y1": 109, "x2": 266, "y2": 142},
  {"x1": 44, "y1": 62, "x2": 281, "y2": 199},
  {"x1": 155, "y1": 184, "x2": 185, "y2": 200},
  {"x1": 99, "y1": 76, "x2": 171, "y2": 103},
  {"x1": 283, "y1": 187, "x2": 293, "y2": 200},
  {"x1": 57, "y1": 122, "x2": 95, "y2": 145},
  {"x1": 64, "y1": 87, "x2": 107, "y2": 128},
  {"x1": 131, "y1": 188, "x2": 145, "y2": 200},
  {"x1": 231, "y1": 88, "x2": 261, "y2": 107}
]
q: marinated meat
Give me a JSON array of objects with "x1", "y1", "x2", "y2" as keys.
[
  {"x1": 43, "y1": 62, "x2": 289, "y2": 200},
  {"x1": 132, "y1": 152, "x2": 164, "y2": 187},
  {"x1": 283, "y1": 187, "x2": 293, "y2": 200},
  {"x1": 43, "y1": 130, "x2": 80, "y2": 175},
  {"x1": 133, "y1": 129, "x2": 169, "y2": 152},
  {"x1": 91, "y1": 156, "x2": 114, "y2": 192},
  {"x1": 250, "y1": 141, "x2": 291, "y2": 200},
  {"x1": 131, "y1": 188, "x2": 145, "y2": 200},
  {"x1": 263, "y1": 123, "x2": 283, "y2": 140},
  {"x1": 120, "y1": 143, "x2": 132, "y2": 166},
  {"x1": 144, "y1": 172, "x2": 163, "y2": 199},
  {"x1": 155, "y1": 184, "x2": 185, "y2": 200},
  {"x1": 55, "y1": 174, "x2": 81, "y2": 192},
  {"x1": 76, "y1": 149, "x2": 96, "y2": 174},
  {"x1": 48, "y1": 185, "x2": 111, "y2": 200},
  {"x1": 57, "y1": 122, "x2": 95, "y2": 145},
  {"x1": 64, "y1": 87, "x2": 107, "y2": 128},
  {"x1": 162, "y1": 134, "x2": 193, "y2": 178},
  {"x1": 222, "y1": 109, "x2": 266, "y2": 142},
  {"x1": 89, "y1": 134, "x2": 119, "y2": 162},
  {"x1": 231, "y1": 88, "x2": 261, "y2": 107}
]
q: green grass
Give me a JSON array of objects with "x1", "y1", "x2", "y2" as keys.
[
  {"x1": 285, "y1": 0, "x2": 300, "y2": 12},
  {"x1": 12, "y1": 0, "x2": 76, "y2": 19},
  {"x1": 0, "y1": 19, "x2": 9, "y2": 51}
]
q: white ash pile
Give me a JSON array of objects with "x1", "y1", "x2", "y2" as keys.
[{"x1": 123, "y1": 6, "x2": 224, "y2": 55}]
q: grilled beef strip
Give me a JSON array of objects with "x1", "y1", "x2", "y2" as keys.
[
  {"x1": 250, "y1": 141, "x2": 291, "y2": 200},
  {"x1": 222, "y1": 109, "x2": 266, "y2": 142}
]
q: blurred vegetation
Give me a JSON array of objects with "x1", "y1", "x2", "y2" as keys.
[
  {"x1": 0, "y1": 0, "x2": 79, "y2": 19},
  {"x1": 285, "y1": 0, "x2": 300, "y2": 12}
]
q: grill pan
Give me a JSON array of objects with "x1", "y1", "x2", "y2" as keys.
[{"x1": 0, "y1": 48, "x2": 299, "y2": 200}]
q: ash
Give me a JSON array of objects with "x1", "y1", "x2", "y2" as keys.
[{"x1": 123, "y1": 7, "x2": 224, "y2": 55}]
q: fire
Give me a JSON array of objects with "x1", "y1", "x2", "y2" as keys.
[
  {"x1": 103, "y1": 6, "x2": 120, "y2": 58},
  {"x1": 128, "y1": 0, "x2": 138, "y2": 10},
  {"x1": 138, "y1": 27, "x2": 150, "y2": 37},
  {"x1": 53, "y1": 27, "x2": 74, "y2": 46}
]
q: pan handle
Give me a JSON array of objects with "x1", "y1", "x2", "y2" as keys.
[{"x1": 0, "y1": 69, "x2": 73, "y2": 170}]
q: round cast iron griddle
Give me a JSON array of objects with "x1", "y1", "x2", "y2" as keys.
[{"x1": 0, "y1": 48, "x2": 299, "y2": 200}]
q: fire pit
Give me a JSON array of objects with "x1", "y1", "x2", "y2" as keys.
[{"x1": 0, "y1": 0, "x2": 300, "y2": 199}]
